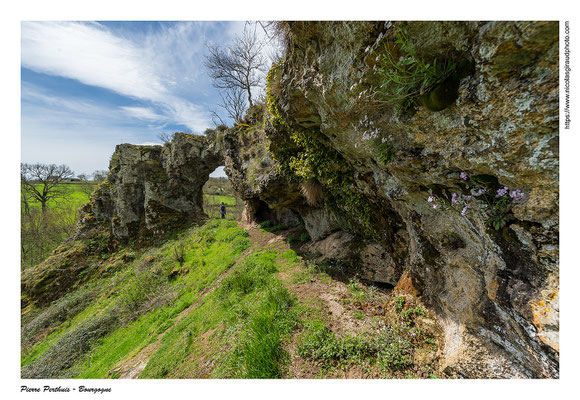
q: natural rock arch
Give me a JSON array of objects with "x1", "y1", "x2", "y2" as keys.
[{"x1": 81, "y1": 132, "x2": 223, "y2": 242}]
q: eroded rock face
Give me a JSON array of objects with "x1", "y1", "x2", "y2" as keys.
[
  {"x1": 223, "y1": 21, "x2": 558, "y2": 378},
  {"x1": 71, "y1": 21, "x2": 558, "y2": 378},
  {"x1": 81, "y1": 133, "x2": 222, "y2": 242}
]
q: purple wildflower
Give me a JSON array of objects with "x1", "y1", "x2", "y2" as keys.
[
  {"x1": 451, "y1": 193, "x2": 458, "y2": 203},
  {"x1": 433, "y1": 203, "x2": 439, "y2": 209},
  {"x1": 476, "y1": 188, "x2": 487, "y2": 196},
  {"x1": 427, "y1": 196, "x2": 435, "y2": 203},
  {"x1": 509, "y1": 189, "x2": 524, "y2": 201},
  {"x1": 461, "y1": 206, "x2": 469, "y2": 216},
  {"x1": 460, "y1": 172, "x2": 468, "y2": 180},
  {"x1": 496, "y1": 187, "x2": 509, "y2": 197}
]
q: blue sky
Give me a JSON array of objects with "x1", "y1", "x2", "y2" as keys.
[{"x1": 21, "y1": 21, "x2": 271, "y2": 177}]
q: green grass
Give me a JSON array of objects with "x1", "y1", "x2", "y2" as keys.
[
  {"x1": 21, "y1": 215, "x2": 437, "y2": 379},
  {"x1": 140, "y1": 250, "x2": 298, "y2": 379},
  {"x1": 204, "y1": 194, "x2": 236, "y2": 206},
  {"x1": 24, "y1": 182, "x2": 94, "y2": 211},
  {"x1": 21, "y1": 219, "x2": 252, "y2": 379}
]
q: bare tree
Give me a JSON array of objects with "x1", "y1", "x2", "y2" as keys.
[
  {"x1": 252, "y1": 21, "x2": 287, "y2": 63},
  {"x1": 218, "y1": 87, "x2": 248, "y2": 123},
  {"x1": 92, "y1": 170, "x2": 108, "y2": 183},
  {"x1": 204, "y1": 26, "x2": 268, "y2": 110},
  {"x1": 77, "y1": 173, "x2": 97, "y2": 198},
  {"x1": 21, "y1": 163, "x2": 74, "y2": 212},
  {"x1": 210, "y1": 110, "x2": 227, "y2": 128},
  {"x1": 157, "y1": 131, "x2": 175, "y2": 144}
]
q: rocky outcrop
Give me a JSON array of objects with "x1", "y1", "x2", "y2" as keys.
[
  {"x1": 81, "y1": 132, "x2": 222, "y2": 242},
  {"x1": 220, "y1": 21, "x2": 559, "y2": 378},
  {"x1": 58, "y1": 21, "x2": 558, "y2": 379}
]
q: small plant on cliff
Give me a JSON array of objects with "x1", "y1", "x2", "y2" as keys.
[
  {"x1": 394, "y1": 296, "x2": 406, "y2": 313},
  {"x1": 427, "y1": 171, "x2": 526, "y2": 230},
  {"x1": 376, "y1": 140, "x2": 395, "y2": 165},
  {"x1": 360, "y1": 25, "x2": 456, "y2": 113}
]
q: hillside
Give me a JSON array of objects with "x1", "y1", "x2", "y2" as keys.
[{"x1": 21, "y1": 219, "x2": 441, "y2": 378}]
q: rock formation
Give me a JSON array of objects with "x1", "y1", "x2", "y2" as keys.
[
  {"x1": 215, "y1": 21, "x2": 559, "y2": 378},
  {"x1": 80, "y1": 132, "x2": 222, "y2": 242},
  {"x1": 45, "y1": 21, "x2": 558, "y2": 379}
]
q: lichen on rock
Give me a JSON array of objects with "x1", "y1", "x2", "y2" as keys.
[
  {"x1": 217, "y1": 21, "x2": 559, "y2": 378},
  {"x1": 81, "y1": 132, "x2": 222, "y2": 243}
]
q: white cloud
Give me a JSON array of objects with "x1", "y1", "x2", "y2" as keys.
[
  {"x1": 120, "y1": 106, "x2": 166, "y2": 121},
  {"x1": 21, "y1": 81, "x2": 107, "y2": 116},
  {"x1": 21, "y1": 21, "x2": 220, "y2": 132},
  {"x1": 20, "y1": 19, "x2": 282, "y2": 164},
  {"x1": 22, "y1": 21, "x2": 168, "y2": 102}
]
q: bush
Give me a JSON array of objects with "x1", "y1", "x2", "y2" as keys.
[
  {"x1": 297, "y1": 320, "x2": 413, "y2": 371},
  {"x1": 21, "y1": 310, "x2": 120, "y2": 378},
  {"x1": 22, "y1": 285, "x2": 98, "y2": 349},
  {"x1": 173, "y1": 241, "x2": 186, "y2": 266},
  {"x1": 258, "y1": 220, "x2": 271, "y2": 229}
]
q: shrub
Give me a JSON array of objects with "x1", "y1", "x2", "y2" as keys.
[
  {"x1": 21, "y1": 310, "x2": 120, "y2": 378},
  {"x1": 394, "y1": 296, "x2": 406, "y2": 313},
  {"x1": 22, "y1": 285, "x2": 98, "y2": 349},
  {"x1": 297, "y1": 320, "x2": 412, "y2": 371},
  {"x1": 173, "y1": 242, "x2": 186, "y2": 266},
  {"x1": 258, "y1": 220, "x2": 272, "y2": 229},
  {"x1": 287, "y1": 234, "x2": 300, "y2": 245}
]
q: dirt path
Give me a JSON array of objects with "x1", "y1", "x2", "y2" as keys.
[
  {"x1": 111, "y1": 221, "x2": 439, "y2": 379},
  {"x1": 238, "y1": 223, "x2": 398, "y2": 378}
]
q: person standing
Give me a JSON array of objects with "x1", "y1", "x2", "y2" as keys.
[{"x1": 219, "y1": 202, "x2": 226, "y2": 219}]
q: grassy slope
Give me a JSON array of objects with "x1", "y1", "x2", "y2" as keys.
[
  {"x1": 21, "y1": 219, "x2": 441, "y2": 379},
  {"x1": 23, "y1": 220, "x2": 296, "y2": 378}
]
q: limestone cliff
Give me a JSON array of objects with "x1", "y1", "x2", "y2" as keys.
[
  {"x1": 217, "y1": 21, "x2": 559, "y2": 378},
  {"x1": 37, "y1": 21, "x2": 559, "y2": 379}
]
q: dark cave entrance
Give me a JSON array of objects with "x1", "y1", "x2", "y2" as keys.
[{"x1": 252, "y1": 199, "x2": 272, "y2": 223}]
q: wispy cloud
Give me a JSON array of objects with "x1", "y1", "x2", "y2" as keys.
[
  {"x1": 20, "y1": 21, "x2": 232, "y2": 132},
  {"x1": 22, "y1": 22, "x2": 168, "y2": 101},
  {"x1": 120, "y1": 106, "x2": 167, "y2": 122}
]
